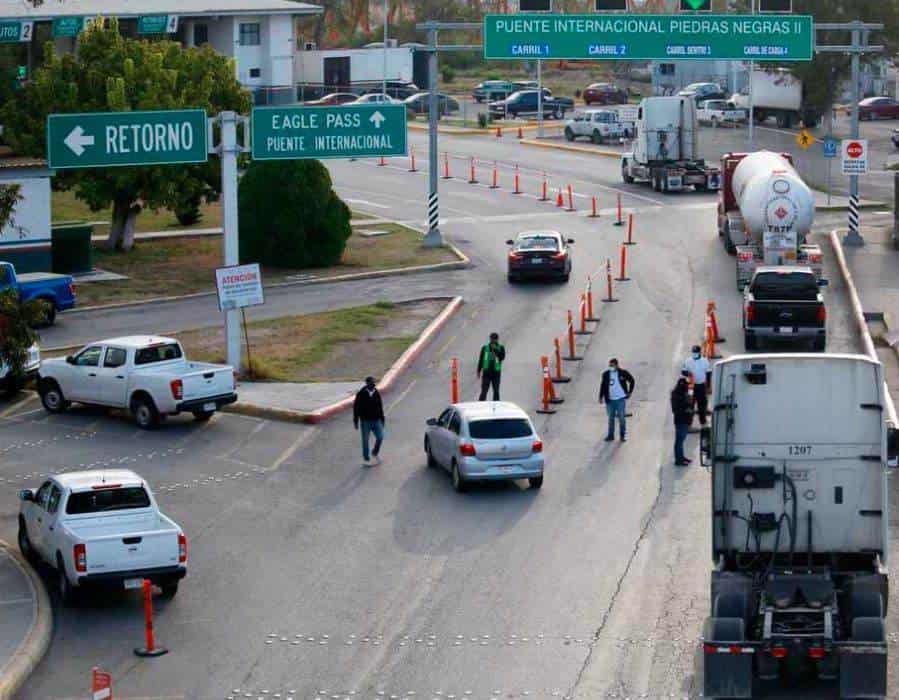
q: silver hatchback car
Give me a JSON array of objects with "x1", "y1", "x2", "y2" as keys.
[{"x1": 424, "y1": 402, "x2": 545, "y2": 492}]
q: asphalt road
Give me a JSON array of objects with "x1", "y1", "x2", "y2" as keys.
[{"x1": 4, "y1": 129, "x2": 894, "y2": 700}]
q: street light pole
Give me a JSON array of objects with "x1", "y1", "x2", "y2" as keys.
[
  {"x1": 748, "y1": 0, "x2": 755, "y2": 150},
  {"x1": 382, "y1": 0, "x2": 388, "y2": 97}
]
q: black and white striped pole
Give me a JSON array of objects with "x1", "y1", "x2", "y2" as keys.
[{"x1": 848, "y1": 194, "x2": 861, "y2": 241}]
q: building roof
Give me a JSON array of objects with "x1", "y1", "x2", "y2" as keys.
[{"x1": 0, "y1": 0, "x2": 322, "y2": 20}]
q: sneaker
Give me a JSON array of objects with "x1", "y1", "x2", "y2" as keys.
[
  {"x1": 371, "y1": 455, "x2": 382, "y2": 466},
  {"x1": 362, "y1": 458, "x2": 372, "y2": 467},
  {"x1": 604, "y1": 436, "x2": 615, "y2": 442},
  {"x1": 675, "y1": 459, "x2": 690, "y2": 466},
  {"x1": 620, "y1": 436, "x2": 627, "y2": 442}
]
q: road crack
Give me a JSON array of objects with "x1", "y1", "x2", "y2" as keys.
[{"x1": 565, "y1": 461, "x2": 666, "y2": 699}]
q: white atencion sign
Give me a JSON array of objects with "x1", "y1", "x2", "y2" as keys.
[
  {"x1": 841, "y1": 139, "x2": 869, "y2": 175},
  {"x1": 215, "y1": 263, "x2": 264, "y2": 312}
]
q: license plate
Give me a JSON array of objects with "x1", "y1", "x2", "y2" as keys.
[
  {"x1": 496, "y1": 466, "x2": 518, "y2": 473},
  {"x1": 776, "y1": 327, "x2": 794, "y2": 335},
  {"x1": 203, "y1": 402, "x2": 217, "y2": 411},
  {"x1": 124, "y1": 578, "x2": 144, "y2": 590},
  {"x1": 531, "y1": 258, "x2": 544, "y2": 264}
]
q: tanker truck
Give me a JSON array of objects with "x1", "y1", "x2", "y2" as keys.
[{"x1": 718, "y1": 151, "x2": 822, "y2": 290}]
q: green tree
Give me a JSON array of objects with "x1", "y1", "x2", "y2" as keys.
[
  {"x1": 0, "y1": 290, "x2": 40, "y2": 395},
  {"x1": 1, "y1": 19, "x2": 251, "y2": 251},
  {"x1": 238, "y1": 160, "x2": 352, "y2": 269}
]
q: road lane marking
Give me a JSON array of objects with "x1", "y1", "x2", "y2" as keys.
[
  {"x1": 267, "y1": 428, "x2": 319, "y2": 473},
  {"x1": 0, "y1": 392, "x2": 37, "y2": 419},
  {"x1": 344, "y1": 197, "x2": 391, "y2": 209},
  {"x1": 387, "y1": 378, "x2": 417, "y2": 415}
]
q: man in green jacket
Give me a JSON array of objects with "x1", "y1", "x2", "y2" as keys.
[{"x1": 476, "y1": 332, "x2": 506, "y2": 401}]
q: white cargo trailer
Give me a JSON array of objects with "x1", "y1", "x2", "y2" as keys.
[{"x1": 730, "y1": 69, "x2": 821, "y2": 129}]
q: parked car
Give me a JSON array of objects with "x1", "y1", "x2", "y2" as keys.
[
  {"x1": 512, "y1": 80, "x2": 541, "y2": 91},
  {"x1": 583, "y1": 82, "x2": 628, "y2": 105},
  {"x1": 488, "y1": 90, "x2": 573, "y2": 120},
  {"x1": 424, "y1": 402, "x2": 545, "y2": 491},
  {"x1": 679, "y1": 82, "x2": 726, "y2": 104},
  {"x1": 403, "y1": 92, "x2": 460, "y2": 116},
  {"x1": 304, "y1": 92, "x2": 358, "y2": 106},
  {"x1": 38, "y1": 335, "x2": 238, "y2": 429},
  {"x1": 353, "y1": 93, "x2": 401, "y2": 104},
  {"x1": 473, "y1": 80, "x2": 515, "y2": 103},
  {"x1": 18, "y1": 470, "x2": 187, "y2": 603},
  {"x1": 564, "y1": 108, "x2": 628, "y2": 144},
  {"x1": 0, "y1": 342, "x2": 40, "y2": 395},
  {"x1": 859, "y1": 96, "x2": 899, "y2": 120},
  {"x1": 892, "y1": 128, "x2": 899, "y2": 149},
  {"x1": 0, "y1": 261, "x2": 75, "y2": 326},
  {"x1": 743, "y1": 267, "x2": 827, "y2": 351},
  {"x1": 697, "y1": 99, "x2": 747, "y2": 126},
  {"x1": 506, "y1": 230, "x2": 574, "y2": 283}
]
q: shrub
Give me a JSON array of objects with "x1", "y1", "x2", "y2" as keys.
[
  {"x1": 0, "y1": 289, "x2": 39, "y2": 394},
  {"x1": 238, "y1": 160, "x2": 352, "y2": 269},
  {"x1": 477, "y1": 112, "x2": 489, "y2": 128},
  {"x1": 441, "y1": 65, "x2": 455, "y2": 83}
]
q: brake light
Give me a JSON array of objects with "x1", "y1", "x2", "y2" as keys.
[
  {"x1": 745, "y1": 302, "x2": 756, "y2": 324},
  {"x1": 459, "y1": 443, "x2": 476, "y2": 457},
  {"x1": 808, "y1": 647, "x2": 827, "y2": 660},
  {"x1": 74, "y1": 543, "x2": 86, "y2": 573},
  {"x1": 178, "y1": 533, "x2": 187, "y2": 563},
  {"x1": 816, "y1": 305, "x2": 827, "y2": 324},
  {"x1": 532, "y1": 439, "x2": 543, "y2": 453},
  {"x1": 738, "y1": 250, "x2": 754, "y2": 262},
  {"x1": 170, "y1": 379, "x2": 183, "y2": 400},
  {"x1": 67, "y1": 282, "x2": 76, "y2": 297},
  {"x1": 91, "y1": 483, "x2": 122, "y2": 490},
  {"x1": 770, "y1": 646, "x2": 789, "y2": 659},
  {"x1": 703, "y1": 644, "x2": 753, "y2": 655},
  {"x1": 508, "y1": 251, "x2": 522, "y2": 260},
  {"x1": 551, "y1": 252, "x2": 567, "y2": 261},
  {"x1": 808, "y1": 252, "x2": 823, "y2": 264}
]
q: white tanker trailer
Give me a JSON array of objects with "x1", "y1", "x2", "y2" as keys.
[{"x1": 717, "y1": 151, "x2": 823, "y2": 290}]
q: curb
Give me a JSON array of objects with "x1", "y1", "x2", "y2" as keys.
[
  {"x1": 828, "y1": 229, "x2": 899, "y2": 428},
  {"x1": 0, "y1": 541, "x2": 53, "y2": 700},
  {"x1": 224, "y1": 295, "x2": 464, "y2": 425},
  {"x1": 518, "y1": 139, "x2": 622, "y2": 158},
  {"x1": 408, "y1": 123, "x2": 486, "y2": 136},
  {"x1": 64, "y1": 243, "x2": 470, "y2": 316}
]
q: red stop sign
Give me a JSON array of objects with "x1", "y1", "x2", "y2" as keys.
[{"x1": 847, "y1": 141, "x2": 864, "y2": 158}]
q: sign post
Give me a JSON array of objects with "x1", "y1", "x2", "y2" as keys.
[
  {"x1": 46, "y1": 109, "x2": 208, "y2": 169},
  {"x1": 215, "y1": 262, "x2": 264, "y2": 375},
  {"x1": 822, "y1": 136, "x2": 838, "y2": 205}
]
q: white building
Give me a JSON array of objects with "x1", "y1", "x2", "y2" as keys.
[{"x1": 1, "y1": 0, "x2": 322, "y2": 104}]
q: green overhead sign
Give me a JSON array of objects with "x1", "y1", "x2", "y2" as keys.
[
  {"x1": 46, "y1": 109, "x2": 208, "y2": 169},
  {"x1": 0, "y1": 20, "x2": 33, "y2": 43},
  {"x1": 483, "y1": 13, "x2": 814, "y2": 61},
  {"x1": 137, "y1": 14, "x2": 179, "y2": 34},
  {"x1": 251, "y1": 104, "x2": 408, "y2": 161},
  {"x1": 52, "y1": 17, "x2": 84, "y2": 38}
]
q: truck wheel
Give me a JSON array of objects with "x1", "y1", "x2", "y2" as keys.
[
  {"x1": 744, "y1": 332, "x2": 757, "y2": 351},
  {"x1": 56, "y1": 554, "x2": 77, "y2": 605},
  {"x1": 709, "y1": 617, "x2": 745, "y2": 642},
  {"x1": 192, "y1": 410, "x2": 214, "y2": 422},
  {"x1": 851, "y1": 591, "x2": 884, "y2": 619},
  {"x1": 553, "y1": 108, "x2": 562, "y2": 120},
  {"x1": 621, "y1": 163, "x2": 634, "y2": 184},
  {"x1": 159, "y1": 580, "x2": 180, "y2": 599},
  {"x1": 39, "y1": 379, "x2": 69, "y2": 413},
  {"x1": 131, "y1": 395, "x2": 160, "y2": 430},
  {"x1": 18, "y1": 518, "x2": 36, "y2": 563},
  {"x1": 592, "y1": 130, "x2": 603, "y2": 144},
  {"x1": 852, "y1": 617, "x2": 885, "y2": 642},
  {"x1": 714, "y1": 591, "x2": 748, "y2": 621},
  {"x1": 651, "y1": 171, "x2": 661, "y2": 192},
  {"x1": 36, "y1": 300, "x2": 56, "y2": 327},
  {"x1": 564, "y1": 127, "x2": 575, "y2": 142}
]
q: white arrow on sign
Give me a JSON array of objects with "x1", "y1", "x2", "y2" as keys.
[
  {"x1": 369, "y1": 111, "x2": 386, "y2": 129},
  {"x1": 64, "y1": 125, "x2": 94, "y2": 156}
]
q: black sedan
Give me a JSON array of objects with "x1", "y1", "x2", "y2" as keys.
[
  {"x1": 507, "y1": 231, "x2": 574, "y2": 283},
  {"x1": 403, "y1": 92, "x2": 460, "y2": 116}
]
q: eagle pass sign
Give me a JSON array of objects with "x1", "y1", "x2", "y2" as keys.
[{"x1": 483, "y1": 13, "x2": 814, "y2": 61}]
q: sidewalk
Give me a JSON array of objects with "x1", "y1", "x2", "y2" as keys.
[{"x1": 0, "y1": 542, "x2": 52, "y2": 699}]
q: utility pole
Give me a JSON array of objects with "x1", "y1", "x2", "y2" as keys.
[
  {"x1": 747, "y1": 0, "x2": 756, "y2": 150},
  {"x1": 382, "y1": 0, "x2": 388, "y2": 97},
  {"x1": 816, "y1": 21, "x2": 883, "y2": 246}
]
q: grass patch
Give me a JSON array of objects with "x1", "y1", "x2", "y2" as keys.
[
  {"x1": 350, "y1": 210, "x2": 377, "y2": 220},
  {"x1": 75, "y1": 223, "x2": 458, "y2": 307},
  {"x1": 178, "y1": 303, "x2": 422, "y2": 382}
]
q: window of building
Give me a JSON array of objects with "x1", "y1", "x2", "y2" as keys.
[
  {"x1": 194, "y1": 23, "x2": 208, "y2": 45},
  {"x1": 249, "y1": 68, "x2": 261, "y2": 78},
  {"x1": 239, "y1": 23, "x2": 261, "y2": 46}
]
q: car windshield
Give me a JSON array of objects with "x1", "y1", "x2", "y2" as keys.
[
  {"x1": 134, "y1": 343, "x2": 183, "y2": 365},
  {"x1": 752, "y1": 272, "x2": 819, "y2": 300},
  {"x1": 66, "y1": 486, "x2": 151, "y2": 514},
  {"x1": 516, "y1": 236, "x2": 559, "y2": 251},
  {"x1": 469, "y1": 418, "x2": 533, "y2": 440}
]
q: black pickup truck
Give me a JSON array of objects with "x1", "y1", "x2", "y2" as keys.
[
  {"x1": 743, "y1": 267, "x2": 827, "y2": 351},
  {"x1": 488, "y1": 90, "x2": 574, "y2": 120}
]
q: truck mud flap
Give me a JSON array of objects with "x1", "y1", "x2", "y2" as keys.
[
  {"x1": 839, "y1": 645, "x2": 887, "y2": 699},
  {"x1": 702, "y1": 618, "x2": 753, "y2": 699}
]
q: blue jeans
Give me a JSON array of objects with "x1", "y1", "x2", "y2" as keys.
[
  {"x1": 605, "y1": 398, "x2": 627, "y2": 439},
  {"x1": 360, "y1": 419, "x2": 384, "y2": 460},
  {"x1": 674, "y1": 422, "x2": 690, "y2": 462}
]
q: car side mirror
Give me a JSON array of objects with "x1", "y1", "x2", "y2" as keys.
[
  {"x1": 426, "y1": 418, "x2": 438, "y2": 427},
  {"x1": 887, "y1": 427, "x2": 899, "y2": 468},
  {"x1": 818, "y1": 279, "x2": 829, "y2": 287},
  {"x1": 567, "y1": 238, "x2": 575, "y2": 244},
  {"x1": 66, "y1": 355, "x2": 75, "y2": 365},
  {"x1": 19, "y1": 489, "x2": 34, "y2": 502},
  {"x1": 505, "y1": 240, "x2": 514, "y2": 245},
  {"x1": 699, "y1": 426, "x2": 712, "y2": 466}
]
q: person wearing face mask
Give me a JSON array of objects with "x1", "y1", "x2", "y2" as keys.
[
  {"x1": 671, "y1": 375, "x2": 693, "y2": 466},
  {"x1": 599, "y1": 358, "x2": 635, "y2": 442},
  {"x1": 682, "y1": 345, "x2": 711, "y2": 426},
  {"x1": 476, "y1": 332, "x2": 506, "y2": 401},
  {"x1": 353, "y1": 376, "x2": 385, "y2": 466}
]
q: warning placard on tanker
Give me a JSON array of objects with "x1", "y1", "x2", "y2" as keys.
[{"x1": 215, "y1": 263, "x2": 264, "y2": 312}]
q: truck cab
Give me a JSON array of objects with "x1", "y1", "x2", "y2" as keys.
[
  {"x1": 701, "y1": 354, "x2": 893, "y2": 699},
  {"x1": 0, "y1": 261, "x2": 76, "y2": 326}
]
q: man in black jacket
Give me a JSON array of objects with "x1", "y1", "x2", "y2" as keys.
[
  {"x1": 353, "y1": 376, "x2": 385, "y2": 466},
  {"x1": 476, "y1": 332, "x2": 506, "y2": 401},
  {"x1": 671, "y1": 375, "x2": 693, "y2": 466},
  {"x1": 599, "y1": 358, "x2": 635, "y2": 442}
]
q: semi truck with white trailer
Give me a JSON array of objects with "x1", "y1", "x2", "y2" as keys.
[
  {"x1": 730, "y1": 68, "x2": 820, "y2": 129},
  {"x1": 718, "y1": 151, "x2": 823, "y2": 290},
  {"x1": 621, "y1": 96, "x2": 721, "y2": 193},
  {"x1": 701, "y1": 353, "x2": 895, "y2": 699}
]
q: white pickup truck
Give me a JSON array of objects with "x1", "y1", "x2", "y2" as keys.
[
  {"x1": 564, "y1": 108, "x2": 629, "y2": 144},
  {"x1": 0, "y1": 342, "x2": 40, "y2": 394},
  {"x1": 37, "y1": 335, "x2": 237, "y2": 429},
  {"x1": 697, "y1": 99, "x2": 747, "y2": 126},
  {"x1": 18, "y1": 470, "x2": 187, "y2": 603}
]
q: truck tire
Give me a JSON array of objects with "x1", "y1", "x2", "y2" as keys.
[
  {"x1": 621, "y1": 162, "x2": 634, "y2": 184},
  {"x1": 744, "y1": 332, "x2": 757, "y2": 351},
  {"x1": 18, "y1": 518, "x2": 36, "y2": 563},
  {"x1": 714, "y1": 591, "x2": 748, "y2": 621},
  {"x1": 565, "y1": 127, "x2": 575, "y2": 142},
  {"x1": 651, "y1": 170, "x2": 661, "y2": 192},
  {"x1": 592, "y1": 130, "x2": 603, "y2": 144},
  {"x1": 36, "y1": 299, "x2": 56, "y2": 327},
  {"x1": 708, "y1": 617, "x2": 745, "y2": 642},
  {"x1": 56, "y1": 553, "x2": 77, "y2": 605},
  {"x1": 852, "y1": 617, "x2": 885, "y2": 642},
  {"x1": 851, "y1": 591, "x2": 884, "y2": 619},
  {"x1": 39, "y1": 379, "x2": 69, "y2": 413},
  {"x1": 553, "y1": 107, "x2": 563, "y2": 120},
  {"x1": 131, "y1": 394, "x2": 160, "y2": 430},
  {"x1": 160, "y1": 580, "x2": 180, "y2": 599}
]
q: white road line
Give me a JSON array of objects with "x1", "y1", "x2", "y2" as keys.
[
  {"x1": 267, "y1": 428, "x2": 319, "y2": 472},
  {"x1": 0, "y1": 597, "x2": 32, "y2": 605},
  {"x1": 344, "y1": 198, "x2": 391, "y2": 209},
  {"x1": 0, "y1": 392, "x2": 37, "y2": 419},
  {"x1": 387, "y1": 378, "x2": 417, "y2": 415}
]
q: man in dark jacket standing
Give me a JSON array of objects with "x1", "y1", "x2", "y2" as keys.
[
  {"x1": 599, "y1": 358, "x2": 635, "y2": 442},
  {"x1": 353, "y1": 376, "x2": 385, "y2": 466},
  {"x1": 671, "y1": 374, "x2": 693, "y2": 466},
  {"x1": 476, "y1": 332, "x2": 506, "y2": 401}
]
